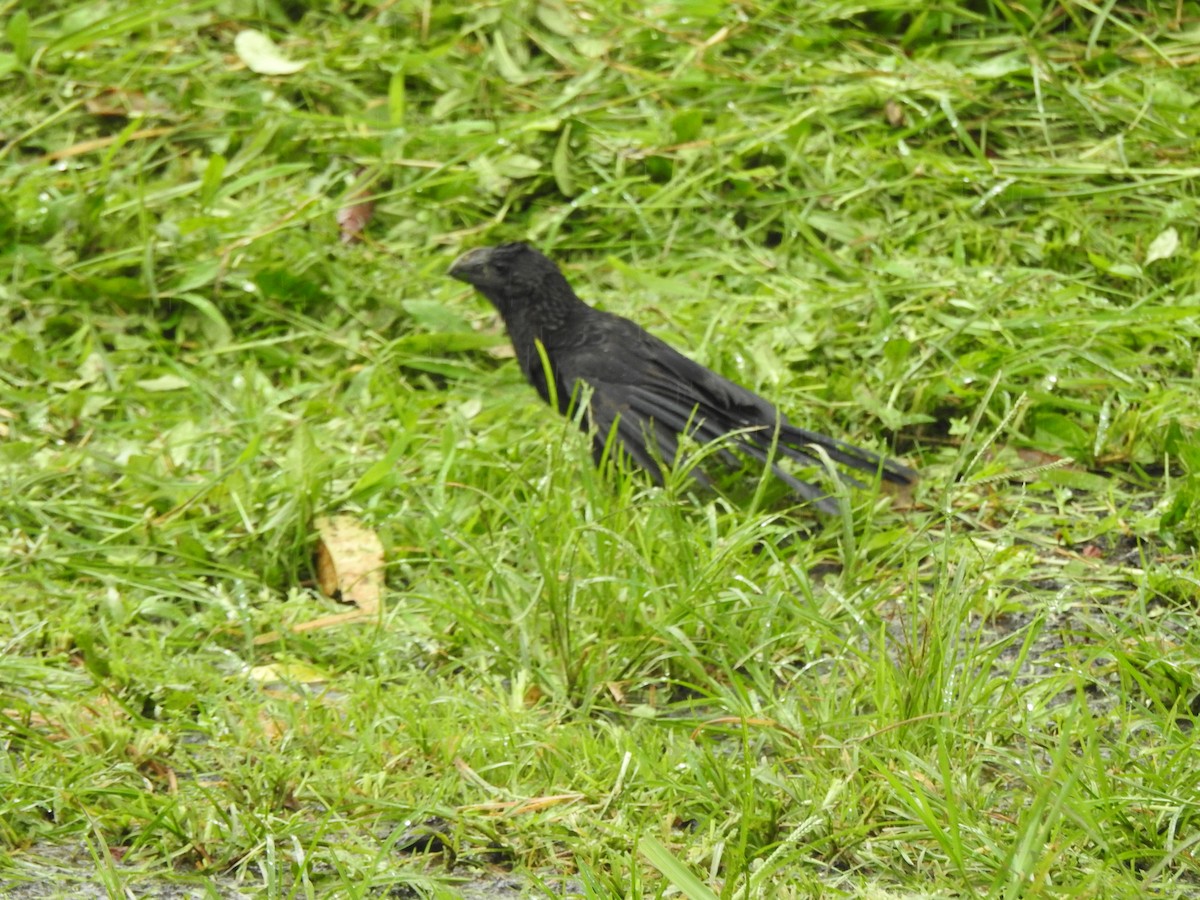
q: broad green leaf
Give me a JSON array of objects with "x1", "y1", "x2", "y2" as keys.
[
  {"x1": 6, "y1": 9, "x2": 30, "y2": 64},
  {"x1": 388, "y1": 71, "x2": 406, "y2": 127},
  {"x1": 199, "y1": 154, "x2": 227, "y2": 208},
  {"x1": 639, "y1": 837, "x2": 719, "y2": 900},
  {"x1": 350, "y1": 433, "x2": 410, "y2": 496},
  {"x1": 552, "y1": 124, "x2": 575, "y2": 196},
  {"x1": 490, "y1": 30, "x2": 529, "y2": 84}
]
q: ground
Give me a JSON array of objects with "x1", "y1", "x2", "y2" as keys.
[{"x1": 3, "y1": 1, "x2": 1200, "y2": 897}]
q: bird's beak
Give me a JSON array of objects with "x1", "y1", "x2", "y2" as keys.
[{"x1": 448, "y1": 246, "x2": 493, "y2": 285}]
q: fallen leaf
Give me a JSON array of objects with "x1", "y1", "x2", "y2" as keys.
[
  {"x1": 247, "y1": 662, "x2": 330, "y2": 687},
  {"x1": 314, "y1": 515, "x2": 384, "y2": 613},
  {"x1": 463, "y1": 793, "x2": 586, "y2": 814},
  {"x1": 1145, "y1": 226, "x2": 1179, "y2": 265},
  {"x1": 234, "y1": 29, "x2": 306, "y2": 76},
  {"x1": 254, "y1": 609, "x2": 374, "y2": 644},
  {"x1": 42, "y1": 127, "x2": 175, "y2": 161},
  {"x1": 85, "y1": 88, "x2": 170, "y2": 118},
  {"x1": 337, "y1": 175, "x2": 375, "y2": 244},
  {"x1": 485, "y1": 343, "x2": 517, "y2": 359},
  {"x1": 136, "y1": 374, "x2": 190, "y2": 392},
  {"x1": 337, "y1": 198, "x2": 374, "y2": 243},
  {"x1": 1016, "y1": 447, "x2": 1064, "y2": 466}
]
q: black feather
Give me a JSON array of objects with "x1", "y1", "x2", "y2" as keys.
[{"x1": 449, "y1": 242, "x2": 917, "y2": 512}]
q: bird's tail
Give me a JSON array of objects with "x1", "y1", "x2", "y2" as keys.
[{"x1": 775, "y1": 424, "x2": 917, "y2": 486}]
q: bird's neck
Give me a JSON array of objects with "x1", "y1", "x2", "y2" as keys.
[{"x1": 504, "y1": 289, "x2": 590, "y2": 353}]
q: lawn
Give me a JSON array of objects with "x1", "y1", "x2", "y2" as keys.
[{"x1": 3, "y1": 0, "x2": 1200, "y2": 897}]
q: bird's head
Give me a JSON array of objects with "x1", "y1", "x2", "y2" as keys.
[
  {"x1": 448, "y1": 242, "x2": 539, "y2": 294},
  {"x1": 448, "y1": 242, "x2": 581, "y2": 327}
]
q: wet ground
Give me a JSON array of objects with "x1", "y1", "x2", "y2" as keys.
[{"x1": 0, "y1": 842, "x2": 575, "y2": 898}]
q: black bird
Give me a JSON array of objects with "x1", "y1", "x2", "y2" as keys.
[{"x1": 448, "y1": 242, "x2": 916, "y2": 513}]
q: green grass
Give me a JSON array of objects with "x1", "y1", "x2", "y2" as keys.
[{"x1": 4, "y1": 0, "x2": 1200, "y2": 896}]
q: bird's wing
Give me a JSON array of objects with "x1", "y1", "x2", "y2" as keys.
[
  {"x1": 597, "y1": 320, "x2": 917, "y2": 486},
  {"x1": 580, "y1": 375, "x2": 843, "y2": 511},
  {"x1": 554, "y1": 319, "x2": 779, "y2": 477},
  {"x1": 553, "y1": 313, "x2": 911, "y2": 507},
  {"x1": 561, "y1": 314, "x2": 776, "y2": 421},
  {"x1": 582, "y1": 382, "x2": 676, "y2": 475}
]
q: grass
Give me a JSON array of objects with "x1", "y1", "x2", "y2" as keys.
[{"x1": 3, "y1": 0, "x2": 1200, "y2": 896}]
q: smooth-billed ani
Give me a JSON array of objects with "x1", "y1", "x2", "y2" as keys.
[{"x1": 449, "y1": 242, "x2": 916, "y2": 513}]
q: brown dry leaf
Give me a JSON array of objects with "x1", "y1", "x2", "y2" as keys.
[
  {"x1": 259, "y1": 709, "x2": 287, "y2": 742},
  {"x1": 314, "y1": 515, "x2": 385, "y2": 613},
  {"x1": 337, "y1": 168, "x2": 376, "y2": 243},
  {"x1": 85, "y1": 88, "x2": 170, "y2": 118},
  {"x1": 463, "y1": 793, "x2": 587, "y2": 814},
  {"x1": 253, "y1": 608, "x2": 379, "y2": 645},
  {"x1": 1016, "y1": 447, "x2": 1065, "y2": 466},
  {"x1": 523, "y1": 682, "x2": 544, "y2": 706},
  {"x1": 42, "y1": 127, "x2": 175, "y2": 161},
  {"x1": 485, "y1": 342, "x2": 517, "y2": 359},
  {"x1": 337, "y1": 196, "x2": 375, "y2": 243},
  {"x1": 909, "y1": 769, "x2": 937, "y2": 792},
  {"x1": 885, "y1": 477, "x2": 917, "y2": 510},
  {"x1": 690, "y1": 716, "x2": 800, "y2": 741}
]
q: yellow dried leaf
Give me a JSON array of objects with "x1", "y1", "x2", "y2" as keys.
[{"x1": 314, "y1": 515, "x2": 385, "y2": 614}]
